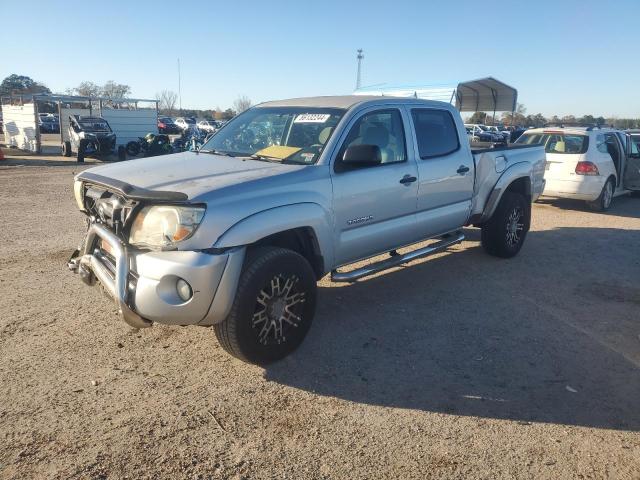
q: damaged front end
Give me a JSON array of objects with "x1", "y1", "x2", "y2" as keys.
[{"x1": 68, "y1": 177, "x2": 151, "y2": 328}]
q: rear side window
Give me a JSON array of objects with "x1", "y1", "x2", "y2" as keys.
[
  {"x1": 411, "y1": 109, "x2": 459, "y2": 159},
  {"x1": 516, "y1": 133, "x2": 589, "y2": 154}
]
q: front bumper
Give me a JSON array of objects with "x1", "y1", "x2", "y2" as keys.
[{"x1": 68, "y1": 223, "x2": 245, "y2": 328}]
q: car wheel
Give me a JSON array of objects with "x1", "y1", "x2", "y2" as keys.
[
  {"x1": 481, "y1": 191, "x2": 530, "y2": 258},
  {"x1": 77, "y1": 139, "x2": 86, "y2": 163},
  {"x1": 62, "y1": 141, "x2": 72, "y2": 157},
  {"x1": 214, "y1": 247, "x2": 317, "y2": 365},
  {"x1": 117, "y1": 145, "x2": 126, "y2": 161},
  {"x1": 587, "y1": 177, "x2": 614, "y2": 211},
  {"x1": 125, "y1": 141, "x2": 140, "y2": 157}
]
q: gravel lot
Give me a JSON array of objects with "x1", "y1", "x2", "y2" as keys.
[{"x1": 1, "y1": 155, "x2": 639, "y2": 479}]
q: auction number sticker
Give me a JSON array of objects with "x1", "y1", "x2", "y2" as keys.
[{"x1": 294, "y1": 113, "x2": 331, "y2": 123}]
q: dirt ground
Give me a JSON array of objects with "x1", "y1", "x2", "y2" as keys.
[{"x1": 1, "y1": 154, "x2": 639, "y2": 479}]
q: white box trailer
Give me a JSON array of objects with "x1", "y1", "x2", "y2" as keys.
[{"x1": 2, "y1": 103, "x2": 39, "y2": 152}]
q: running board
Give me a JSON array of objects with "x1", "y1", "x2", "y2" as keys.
[{"x1": 331, "y1": 232, "x2": 465, "y2": 283}]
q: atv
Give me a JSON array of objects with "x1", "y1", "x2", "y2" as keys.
[
  {"x1": 62, "y1": 115, "x2": 125, "y2": 162},
  {"x1": 125, "y1": 133, "x2": 173, "y2": 158}
]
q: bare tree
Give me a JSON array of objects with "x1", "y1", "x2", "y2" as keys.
[
  {"x1": 101, "y1": 80, "x2": 131, "y2": 100},
  {"x1": 72, "y1": 81, "x2": 101, "y2": 97},
  {"x1": 233, "y1": 95, "x2": 252, "y2": 114},
  {"x1": 156, "y1": 90, "x2": 178, "y2": 115}
]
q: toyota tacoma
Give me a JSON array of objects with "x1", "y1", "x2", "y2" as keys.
[{"x1": 69, "y1": 96, "x2": 545, "y2": 364}]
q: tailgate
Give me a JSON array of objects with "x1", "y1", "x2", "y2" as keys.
[{"x1": 545, "y1": 153, "x2": 583, "y2": 178}]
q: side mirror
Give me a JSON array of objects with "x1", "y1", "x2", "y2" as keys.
[{"x1": 342, "y1": 144, "x2": 381, "y2": 166}]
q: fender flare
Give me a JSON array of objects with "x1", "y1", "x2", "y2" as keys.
[
  {"x1": 480, "y1": 162, "x2": 533, "y2": 222},
  {"x1": 214, "y1": 202, "x2": 335, "y2": 270}
]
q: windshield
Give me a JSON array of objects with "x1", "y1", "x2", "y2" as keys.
[
  {"x1": 185, "y1": 118, "x2": 196, "y2": 124},
  {"x1": 78, "y1": 119, "x2": 110, "y2": 132},
  {"x1": 201, "y1": 107, "x2": 345, "y2": 164},
  {"x1": 41, "y1": 116, "x2": 55, "y2": 123},
  {"x1": 516, "y1": 132, "x2": 589, "y2": 154}
]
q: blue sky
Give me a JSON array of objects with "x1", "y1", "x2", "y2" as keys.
[{"x1": 2, "y1": 0, "x2": 639, "y2": 117}]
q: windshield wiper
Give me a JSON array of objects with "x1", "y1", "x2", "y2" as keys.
[
  {"x1": 200, "y1": 149, "x2": 236, "y2": 157},
  {"x1": 250, "y1": 154, "x2": 282, "y2": 163}
]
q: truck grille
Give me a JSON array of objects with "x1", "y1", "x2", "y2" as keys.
[{"x1": 83, "y1": 186, "x2": 138, "y2": 236}]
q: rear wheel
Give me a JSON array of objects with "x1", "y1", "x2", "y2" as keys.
[
  {"x1": 481, "y1": 191, "x2": 530, "y2": 258},
  {"x1": 587, "y1": 177, "x2": 614, "y2": 211},
  {"x1": 62, "y1": 141, "x2": 72, "y2": 157},
  {"x1": 214, "y1": 247, "x2": 317, "y2": 365}
]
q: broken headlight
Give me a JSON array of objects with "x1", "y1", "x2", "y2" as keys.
[
  {"x1": 129, "y1": 205, "x2": 205, "y2": 248},
  {"x1": 73, "y1": 180, "x2": 85, "y2": 212}
]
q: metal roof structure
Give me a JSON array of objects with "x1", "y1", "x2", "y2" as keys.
[
  {"x1": 0, "y1": 93, "x2": 157, "y2": 106},
  {"x1": 454, "y1": 77, "x2": 517, "y2": 113},
  {"x1": 354, "y1": 77, "x2": 518, "y2": 114}
]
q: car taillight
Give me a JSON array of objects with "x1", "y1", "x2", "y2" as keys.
[{"x1": 575, "y1": 161, "x2": 599, "y2": 175}]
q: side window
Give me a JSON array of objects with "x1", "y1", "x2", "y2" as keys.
[
  {"x1": 596, "y1": 134, "x2": 608, "y2": 153},
  {"x1": 630, "y1": 136, "x2": 640, "y2": 157},
  {"x1": 336, "y1": 109, "x2": 406, "y2": 169},
  {"x1": 411, "y1": 109, "x2": 460, "y2": 159}
]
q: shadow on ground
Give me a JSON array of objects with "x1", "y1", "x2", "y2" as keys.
[
  {"x1": 537, "y1": 194, "x2": 639, "y2": 219},
  {"x1": 265, "y1": 225, "x2": 640, "y2": 431}
]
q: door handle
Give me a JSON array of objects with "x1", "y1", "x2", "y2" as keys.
[
  {"x1": 399, "y1": 175, "x2": 417, "y2": 185},
  {"x1": 456, "y1": 165, "x2": 470, "y2": 174}
]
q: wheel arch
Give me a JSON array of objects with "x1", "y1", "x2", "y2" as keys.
[
  {"x1": 214, "y1": 203, "x2": 334, "y2": 278},
  {"x1": 480, "y1": 163, "x2": 533, "y2": 223}
]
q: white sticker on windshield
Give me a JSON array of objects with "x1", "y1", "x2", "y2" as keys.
[{"x1": 294, "y1": 113, "x2": 331, "y2": 123}]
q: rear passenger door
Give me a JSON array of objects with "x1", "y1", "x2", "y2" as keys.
[
  {"x1": 330, "y1": 107, "x2": 419, "y2": 266},
  {"x1": 408, "y1": 107, "x2": 474, "y2": 238}
]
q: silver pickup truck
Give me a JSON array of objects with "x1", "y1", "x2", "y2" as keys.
[{"x1": 69, "y1": 96, "x2": 545, "y2": 364}]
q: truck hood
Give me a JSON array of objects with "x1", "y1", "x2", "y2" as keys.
[{"x1": 81, "y1": 151, "x2": 305, "y2": 200}]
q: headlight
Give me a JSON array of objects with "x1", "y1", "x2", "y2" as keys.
[
  {"x1": 129, "y1": 205, "x2": 205, "y2": 248},
  {"x1": 73, "y1": 180, "x2": 85, "y2": 211}
]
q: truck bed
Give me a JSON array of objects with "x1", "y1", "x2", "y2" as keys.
[{"x1": 470, "y1": 143, "x2": 546, "y2": 219}]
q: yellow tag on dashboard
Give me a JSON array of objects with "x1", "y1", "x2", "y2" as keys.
[{"x1": 255, "y1": 145, "x2": 301, "y2": 159}]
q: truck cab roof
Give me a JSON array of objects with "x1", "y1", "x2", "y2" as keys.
[{"x1": 256, "y1": 95, "x2": 456, "y2": 111}]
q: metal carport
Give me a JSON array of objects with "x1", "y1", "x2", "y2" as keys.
[
  {"x1": 354, "y1": 76, "x2": 518, "y2": 120},
  {"x1": 454, "y1": 77, "x2": 518, "y2": 118}
]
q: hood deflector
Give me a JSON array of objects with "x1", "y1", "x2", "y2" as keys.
[{"x1": 77, "y1": 171, "x2": 189, "y2": 202}]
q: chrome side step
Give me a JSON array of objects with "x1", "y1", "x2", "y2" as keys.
[{"x1": 331, "y1": 232, "x2": 465, "y2": 283}]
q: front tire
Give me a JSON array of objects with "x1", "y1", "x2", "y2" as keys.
[
  {"x1": 76, "y1": 139, "x2": 86, "y2": 163},
  {"x1": 214, "y1": 247, "x2": 317, "y2": 365},
  {"x1": 587, "y1": 177, "x2": 614, "y2": 211},
  {"x1": 481, "y1": 191, "x2": 530, "y2": 258}
]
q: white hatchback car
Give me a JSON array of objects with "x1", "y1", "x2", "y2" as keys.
[
  {"x1": 516, "y1": 127, "x2": 640, "y2": 210},
  {"x1": 197, "y1": 119, "x2": 219, "y2": 133}
]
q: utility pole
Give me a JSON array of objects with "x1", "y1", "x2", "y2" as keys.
[
  {"x1": 356, "y1": 49, "x2": 364, "y2": 90},
  {"x1": 177, "y1": 58, "x2": 182, "y2": 114}
]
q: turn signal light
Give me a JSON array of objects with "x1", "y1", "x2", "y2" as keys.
[{"x1": 575, "y1": 161, "x2": 599, "y2": 176}]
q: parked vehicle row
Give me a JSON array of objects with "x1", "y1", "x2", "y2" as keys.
[
  {"x1": 158, "y1": 116, "x2": 223, "y2": 134},
  {"x1": 39, "y1": 113, "x2": 60, "y2": 134}
]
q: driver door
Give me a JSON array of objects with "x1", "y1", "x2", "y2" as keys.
[
  {"x1": 330, "y1": 107, "x2": 419, "y2": 266},
  {"x1": 623, "y1": 133, "x2": 640, "y2": 190}
]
